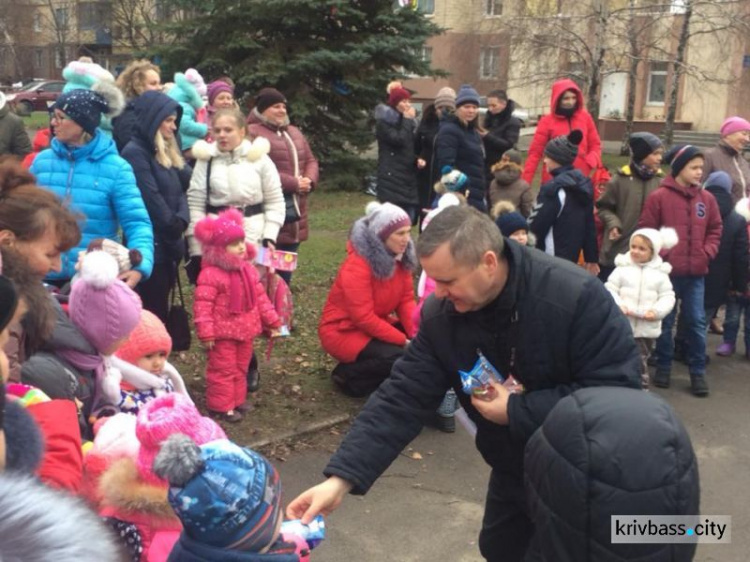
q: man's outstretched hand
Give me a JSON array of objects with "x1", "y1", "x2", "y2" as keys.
[{"x1": 286, "y1": 476, "x2": 353, "y2": 524}]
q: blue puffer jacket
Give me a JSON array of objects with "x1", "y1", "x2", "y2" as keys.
[
  {"x1": 121, "y1": 91, "x2": 191, "y2": 265},
  {"x1": 30, "y1": 131, "x2": 154, "y2": 281},
  {"x1": 433, "y1": 114, "x2": 487, "y2": 211}
]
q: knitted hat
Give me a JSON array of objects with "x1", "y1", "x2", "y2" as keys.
[
  {"x1": 53, "y1": 88, "x2": 109, "y2": 136},
  {"x1": 496, "y1": 211, "x2": 529, "y2": 238},
  {"x1": 87, "y1": 238, "x2": 143, "y2": 275},
  {"x1": 438, "y1": 166, "x2": 469, "y2": 193},
  {"x1": 455, "y1": 84, "x2": 480, "y2": 108},
  {"x1": 207, "y1": 80, "x2": 234, "y2": 106},
  {"x1": 544, "y1": 129, "x2": 583, "y2": 166},
  {"x1": 184, "y1": 68, "x2": 207, "y2": 97},
  {"x1": 364, "y1": 202, "x2": 411, "y2": 241},
  {"x1": 503, "y1": 149, "x2": 522, "y2": 165},
  {"x1": 704, "y1": 171, "x2": 732, "y2": 193},
  {"x1": 154, "y1": 435, "x2": 283, "y2": 552},
  {"x1": 116, "y1": 310, "x2": 172, "y2": 366},
  {"x1": 194, "y1": 208, "x2": 246, "y2": 249},
  {"x1": 719, "y1": 116, "x2": 750, "y2": 137},
  {"x1": 434, "y1": 87, "x2": 456, "y2": 111},
  {"x1": 0, "y1": 275, "x2": 19, "y2": 334},
  {"x1": 68, "y1": 252, "x2": 142, "y2": 354},
  {"x1": 629, "y1": 132, "x2": 663, "y2": 162},
  {"x1": 136, "y1": 393, "x2": 226, "y2": 485},
  {"x1": 630, "y1": 227, "x2": 678, "y2": 255},
  {"x1": 387, "y1": 87, "x2": 411, "y2": 108},
  {"x1": 255, "y1": 88, "x2": 287, "y2": 114},
  {"x1": 664, "y1": 144, "x2": 703, "y2": 178}
]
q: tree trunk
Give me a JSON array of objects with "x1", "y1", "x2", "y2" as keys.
[
  {"x1": 621, "y1": 0, "x2": 639, "y2": 156},
  {"x1": 587, "y1": 0, "x2": 609, "y2": 120},
  {"x1": 663, "y1": 0, "x2": 692, "y2": 147}
]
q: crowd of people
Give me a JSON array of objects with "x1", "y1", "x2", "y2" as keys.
[{"x1": 0, "y1": 60, "x2": 748, "y2": 561}]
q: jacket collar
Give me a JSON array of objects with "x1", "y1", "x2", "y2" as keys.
[
  {"x1": 349, "y1": 218, "x2": 417, "y2": 279},
  {"x1": 248, "y1": 107, "x2": 290, "y2": 131},
  {"x1": 660, "y1": 175, "x2": 700, "y2": 198},
  {"x1": 51, "y1": 129, "x2": 115, "y2": 161}
]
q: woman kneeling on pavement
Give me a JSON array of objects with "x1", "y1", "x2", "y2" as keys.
[{"x1": 319, "y1": 202, "x2": 417, "y2": 397}]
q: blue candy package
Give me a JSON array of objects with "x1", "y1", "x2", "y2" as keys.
[
  {"x1": 459, "y1": 349, "x2": 504, "y2": 396},
  {"x1": 280, "y1": 514, "x2": 326, "y2": 549}
]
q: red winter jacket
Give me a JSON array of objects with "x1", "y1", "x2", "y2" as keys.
[
  {"x1": 522, "y1": 79, "x2": 602, "y2": 185},
  {"x1": 247, "y1": 109, "x2": 320, "y2": 245},
  {"x1": 22, "y1": 128, "x2": 52, "y2": 169},
  {"x1": 194, "y1": 244, "x2": 281, "y2": 342},
  {"x1": 638, "y1": 176, "x2": 723, "y2": 276},
  {"x1": 319, "y1": 226, "x2": 417, "y2": 363}
]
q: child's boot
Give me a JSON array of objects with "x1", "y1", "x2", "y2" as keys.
[
  {"x1": 716, "y1": 342, "x2": 735, "y2": 356},
  {"x1": 690, "y1": 375, "x2": 709, "y2": 397},
  {"x1": 653, "y1": 369, "x2": 671, "y2": 388}
]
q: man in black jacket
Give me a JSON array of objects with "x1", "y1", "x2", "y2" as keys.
[{"x1": 287, "y1": 206, "x2": 642, "y2": 561}]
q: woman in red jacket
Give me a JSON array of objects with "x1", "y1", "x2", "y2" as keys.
[
  {"x1": 522, "y1": 79, "x2": 602, "y2": 185},
  {"x1": 247, "y1": 87, "x2": 319, "y2": 285},
  {"x1": 319, "y1": 202, "x2": 417, "y2": 397}
]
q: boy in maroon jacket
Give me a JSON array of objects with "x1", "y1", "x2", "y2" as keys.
[{"x1": 639, "y1": 145, "x2": 722, "y2": 396}]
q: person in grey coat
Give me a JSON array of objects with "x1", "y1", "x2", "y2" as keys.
[{"x1": 0, "y1": 92, "x2": 32, "y2": 158}]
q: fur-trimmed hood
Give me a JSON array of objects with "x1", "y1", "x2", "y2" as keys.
[
  {"x1": 202, "y1": 242, "x2": 257, "y2": 271},
  {"x1": 614, "y1": 251, "x2": 672, "y2": 274},
  {"x1": 374, "y1": 103, "x2": 402, "y2": 126},
  {"x1": 191, "y1": 137, "x2": 271, "y2": 163},
  {"x1": 349, "y1": 217, "x2": 417, "y2": 279},
  {"x1": 248, "y1": 106, "x2": 290, "y2": 131},
  {"x1": 99, "y1": 457, "x2": 180, "y2": 523},
  {"x1": 492, "y1": 160, "x2": 523, "y2": 185}
]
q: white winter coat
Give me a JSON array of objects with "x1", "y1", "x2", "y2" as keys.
[
  {"x1": 605, "y1": 252, "x2": 676, "y2": 338},
  {"x1": 187, "y1": 137, "x2": 285, "y2": 255}
]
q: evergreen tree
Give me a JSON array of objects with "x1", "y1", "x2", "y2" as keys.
[{"x1": 156, "y1": 0, "x2": 443, "y2": 188}]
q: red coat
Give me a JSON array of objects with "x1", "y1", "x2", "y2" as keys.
[
  {"x1": 638, "y1": 175, "x2": 723, "y2": 276},
  {"x1": 247, "y1": 109, "x2": 320, "y2": 245},
  {"x1": 194, "y1": 244, "x2": 281, "y2": 342},
  {"x1": 319, "y1": 237, "x2": 416, "y2": 364},
  {"x1": 522, "y1": 79, "x2": 602, "y2": 185},
  {"x1": 22, "y1": 128, "x2": 52, "y2": 169}
]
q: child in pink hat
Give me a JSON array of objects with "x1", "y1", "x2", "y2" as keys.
[
  {"x1": 114, "y1": 310, "x2": 191, "y2": 416},
  {"x1": 193, "y1": 209, "x2": 283, "y2": 423}
]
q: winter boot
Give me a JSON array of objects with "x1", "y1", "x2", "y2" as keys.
[
  {"x1": 690, "y1": 375, "x2": 709, "y2": 397},
  {"x1": 435, "y1": 389, "x2": 458, "y2": 433},
  {"x1": 247, "y1": 354, "x2": 260, "y2": 393},
  {"x1": 653, "y1": 369, "x2": 671, "y2": 388},
  {"x1": 716, "y1": 342, "x2": 735, "y2": 357}
]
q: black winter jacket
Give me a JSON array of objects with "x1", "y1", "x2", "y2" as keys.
[
  {"x1": 414, "y1": 114, "x2": 440, "y2": 209},
  {"x1": 525, "y1": 387, "x2": 699, "y2": 561},
  {"x1": 121, "y1": 91, "x2": 191, "y2": 264},
  {"x1": 375, "y1": 104, "x2": 419, "y2": 207},
  {"x1": 704, "y1": 186, "x2": 749, "y2": 309},
  {"x1": 434, "y1": 114, "x2": 487, "y2": 211},
  {"x1": 112, "y1": 100, "x2": 138, "y2": 153},
  {"x1": 529, "y1": 165, "x2": 598, "y2": 263},
  {"x1": 324, "y1": 241, "x2": 641, "y2": 492},
  {"x1": 483, "y1": 100, "x2": 521, "y2": 171}
]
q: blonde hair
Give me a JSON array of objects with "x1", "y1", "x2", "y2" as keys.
[
  {"x1": 212, "y1": 108, "x2": 246, "y2": 131},
  {"x1": 116, "y1": 59, "x2": 161, "y2": 99},
  {"x1": 155, "y1": 131, "x2": 185, "y2": 169}
]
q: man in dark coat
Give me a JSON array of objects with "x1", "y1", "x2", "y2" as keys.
[
  {"x1": 482, "y1": 90, "x2": 521, "y2": 176},
  {"x1": 525, "y1": 387, "x2": 700, "y2": 561},
  {"x1": 288, "y1": 206, "x2": 642, "y2": 562}
]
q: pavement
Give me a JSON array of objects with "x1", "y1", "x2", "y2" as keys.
[{"x1": 275, "y1": 332, "x2": 749, "y2": 561}]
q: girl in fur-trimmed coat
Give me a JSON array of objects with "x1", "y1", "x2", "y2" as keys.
[
  {"x1": 319, "y1": 202, "x2": 417, "y2": 397},
  {"x1": 605, "y1": 227, "x2": 677, "y2": 388},
  {"x1": 193, "y1": 210, "x2": 282, "y2": 422}
]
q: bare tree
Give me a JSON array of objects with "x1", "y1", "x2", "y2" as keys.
[
  {"x1": 44, "y1": 0, "x2": 78, "y2": 69},
  {"x1": 110, "y1": 0, "x2": 193, "y2": 53},
  {"x1": 0, "y1": 1, "x2": 35, "y2": 80}
]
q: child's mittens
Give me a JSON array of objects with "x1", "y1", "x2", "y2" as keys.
[{"x1": 100, "y1": 362, "x2": 123, "y2": 405}]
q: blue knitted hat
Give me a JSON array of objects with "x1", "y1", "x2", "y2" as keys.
[
  {"x1": 53, "y1": 88, "x2": 108, "y2": 135},
  {"x1": 496, "y1": 211, "x2": 528, "y2": 237},
  {"x1": 455, "y1": 84, "x2": 480, "y2": 108}
]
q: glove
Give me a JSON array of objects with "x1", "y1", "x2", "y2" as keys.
[{"x1": 184, "y1": 256, "x2": 202, "y2": 285}]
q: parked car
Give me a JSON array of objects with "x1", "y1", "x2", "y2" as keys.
[
  {"x1": 477, "y1": 96, "x2": 536, "y2": 127},
  {"x1": 5, "y1": 80, "x2": 65, "y2": 115}
]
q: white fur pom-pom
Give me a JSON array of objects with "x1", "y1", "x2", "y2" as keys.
[
  {"x1": 365, "y1": 201, "x2": 382, "y2": 216},
  {"x1": 735, "y1": 198, "x2": 750, "y2": 222},
  {"x1": 80, "y1": 251, "x2": 120, "y2": 289},
  {"x1": 93, "y1": 79, "x2": 125, "y2": 118},
  {"x1": 659, "y1": 227, "x2": 679, "y2": 250}
]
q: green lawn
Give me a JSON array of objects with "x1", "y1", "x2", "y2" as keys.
[{"x1": 21, "y1": 111, "x2": 51, "y2": 130}]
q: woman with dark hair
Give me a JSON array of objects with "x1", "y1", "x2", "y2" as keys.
[
  {"x1": 482, "y1": 89, "x2": 521, "y2": 174},
  {"x1": 433, "y1": 84, "x2": 487, "y2": 211}
]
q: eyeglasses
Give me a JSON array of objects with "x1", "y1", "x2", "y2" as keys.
[{"x1": 50, "y1": 112, "x2": 69, "y2": 123}]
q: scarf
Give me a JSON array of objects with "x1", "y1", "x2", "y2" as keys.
[{"x1": 631, "y1": 159, "x2": 657, "y2": 180}]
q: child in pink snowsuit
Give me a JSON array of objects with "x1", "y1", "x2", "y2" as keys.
[{"x1": 193, "y1": 209, "x2": 282, "y2": 423}]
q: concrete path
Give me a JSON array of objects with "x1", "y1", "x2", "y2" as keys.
[{"x1": 275, "y1": 331, "x2": 749, "y2": 561}]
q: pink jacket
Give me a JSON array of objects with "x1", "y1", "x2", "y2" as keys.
[{"x1": 194, "y1": 243, "x2": 281, "y2": 342}]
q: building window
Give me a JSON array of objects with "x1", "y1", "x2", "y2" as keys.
[
  {"x1": 55, "y1": 49, "x2": 64, "y2": 69},
  {"x1": 55, "y1": 8, "x2": 69, "y2": 29},
  {"x1": 480, "y1": 47, "x2": 500, "y2": 79},
  {"x1": 417, "y1": 0, "x2": 435, "y2": 15},
  {"x1": 35, "y1": 49, "x2": 43, "y2": 69},
  {"x1": 421, "y1": 46, "x2": 433, "y2": 65},
  {"x1": 485, "y1": 0, "x2": 503, "y2": 16},
  {"x1": 33, "y1": 12, "x2": 42, "y2": 32},
  {"x1": 647, "y1": 62, "x2": 668, "y2": 105}
]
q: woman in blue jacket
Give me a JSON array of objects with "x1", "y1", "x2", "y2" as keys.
[
  {"x1": 30, "y1": 84, "x2": 154, "y2": 287},
  {"x1": 121, "y1": 91, "x2": 191, "y2": 322}
]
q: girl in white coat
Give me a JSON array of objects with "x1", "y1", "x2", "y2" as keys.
[
  {"x1": 606, "y1": 227, "x2": 677, "y2": 388},
  {"x1": 186, "y1": 108, "x2": 285, "y2": 281}
]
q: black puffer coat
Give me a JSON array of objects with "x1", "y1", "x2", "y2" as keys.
[
  {"x1": 525, "y1": 387, "x2": 700, "y2": 561},
  {"x1": 414, "y1": 112, "x2": 441, "y2": 210},
  {"x1": 704, "y1": 186, "x2": 749, "y2": 309},
  {"x1": 121, "y1": 91, "x2": 191, "y2": 264},
  {"x1": 483, "y1": 100, "x2": 521, "y2": 172},
  {"x1": 374, "y1": 104, "x2": 418, "y2": 207},
  {"x1": 434, "y1": 114, "x2": 487, "y2": 211},
  {"x1": 324, "y1": 241, "x2": 641, "y2": 493}
]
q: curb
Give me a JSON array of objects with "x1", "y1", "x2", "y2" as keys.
[{"x1": 247, "y1": 413, "x2": 352, "y2": 450}]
